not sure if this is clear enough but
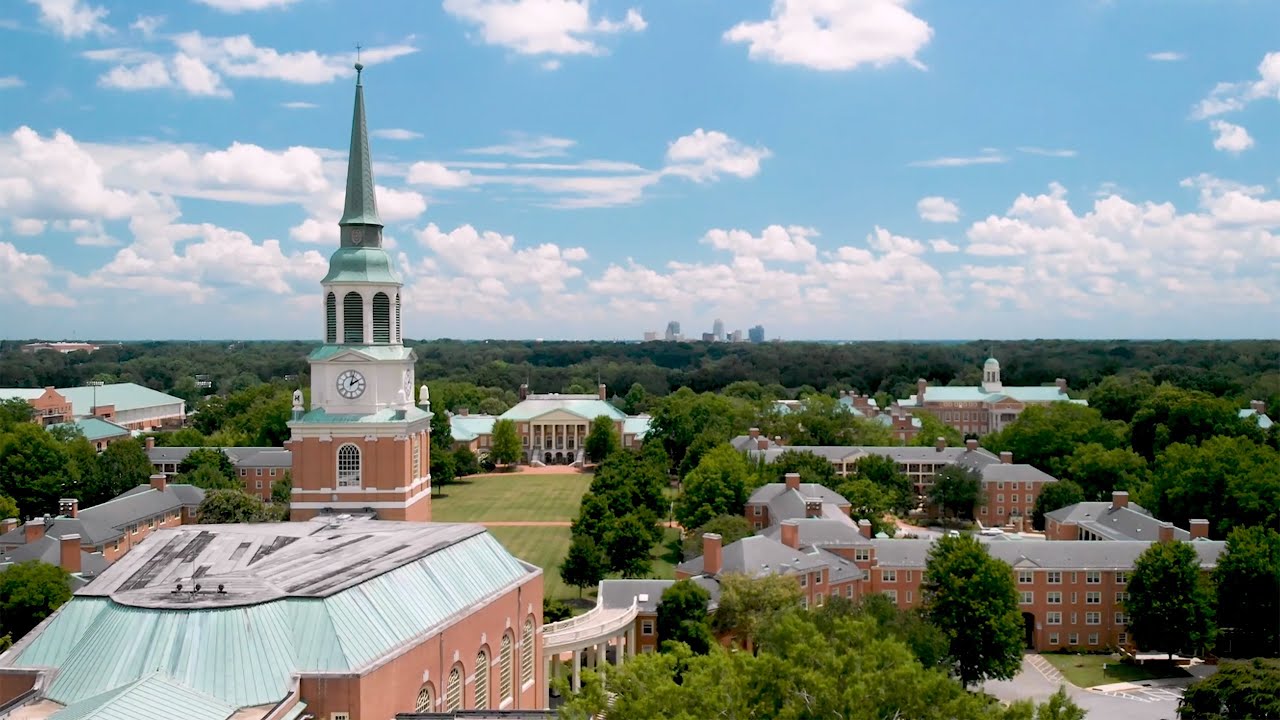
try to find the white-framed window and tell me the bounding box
[1071,572,1079,584]
[522,618,536,686]
[905,571,913,582]
[475,649,490,710]
[753,521,762,530]
[998,506,1005,515]
[1088,633,1099,646]
[855,548,870,562]
[256,468,263,477]
[1046,612,1062,625]
[130,524,139,535]
[1115,571,1128,584]
[1011,494,1019,504]
[1048,633,1059,645]
[981,506,988,515]
[1020,591,1034,605]
[148,518,156,529]
[906,590,913,603]
[799,573,807,587]
[1071,592,1078,604]
[500,632,514,704]
[415,684,434,712]
[641,620,654,635]
[1086,612,1101,625]
[239,469,247,477]
[255,480,263,490]
[996,494,1004,503]
[412,436,421,480]
[1068,632,1079,646]
[1018,570,1033,584]
[1071,613,1078,624]
[752,505,761,516]
[1046,571,1062,584]
[884,589,897,603]
[446,665,463,711]
[1118,632,1128,646]
[815,593,824,607]
[997,481,1005,490]
[1115,592,1129,604]
[845,585,854,598]
[270,468,276,477]
[337,443,361,488]
[1086,592,1101,605]
[801,596,808,609]
[881,569,896,583]
[1114,612,1127,625]
[1047,591,1061,604]
[1085,571,1101,584]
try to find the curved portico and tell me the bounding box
[541,596,639,701]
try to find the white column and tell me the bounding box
[572,648,581,692]
[544,655,553,708]
[627,626,636,657]
[615,634,624,667]
[363,293,373,344]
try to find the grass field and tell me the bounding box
[1041,653,1190,688]
[486,526,575,600]
[431,473,592,522]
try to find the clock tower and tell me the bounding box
[286,63,432,522]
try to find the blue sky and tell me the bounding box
[1,0,1278,341]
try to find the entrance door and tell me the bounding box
[1022,612,1036,649]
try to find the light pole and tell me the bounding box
[87,380,104,418]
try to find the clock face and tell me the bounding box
[336,370,366,399]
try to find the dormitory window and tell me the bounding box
[446,666,462,711]
[337,444,361,488]
[500,633,514,704]
[270,468,276,477]
[1046,612,1062,625]
[855,549,870,562]
[883,590,897,603]
[1020,591,1033,604]
[521,618,535,686]
[1086,592,1101,605]
[881,569,896,583]
[642,620,654,635]
[1088,633,1099,646]
[1018,570,1033,584]
[1115,571,1129,584]
[1047,591,1061,604]
[1115,612,1128,625]
[415,684,434,712]
[1011,494,1018,504]
[256,468,263,476]
[1068,633,1079,646]
[1086,612,1101,625]
[1118,632,1128,646]
[475,649,490,710]
[1046,571,1062,584]
[1086,571,1101,584]
[753,505,761,516]
[1115,592,1129,603]
[255,480,263,490]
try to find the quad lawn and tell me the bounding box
[430,472,593,522]
[1041,652,1191,688]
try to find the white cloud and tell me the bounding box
[664,129,771,182]
[701,225,819,263]
[909,149,1006,168]
[99,58,171,91]
[13,218,47,235]
[372,128,423,140]
[171,53,230,96]
[0,76,23,89]
[443,0,646,57]
[27,0,110,39]
[1147,51,1185,62]
[929,239,959,253]
[917,196,959,223]
[0,242,73,307]
[1194,51,1280,119]
[468,134,576,158]
[867,226,925,254]
[724,0,933,71]
[1017,146,1077,158]
[406,161,475,188]
[541,59,562,71]
[1210,120,1254,154]
[194,0,301,12]
[128,142,329,199]
[289,218,332,245]
[281,101,317,109]
[129,14,162,37]
[416,222,588,298]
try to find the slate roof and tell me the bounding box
[978,463,1059,484]
[749,445,1001,467]
[598,577,722,613]
[729,434,781,452]
[145,446,292,469]
[1045,501,1191,541]
[861,537,1225,570]
[0,484,204,547]
[499,394,627,422]
[748,482,850,506]
[0,535,109,585]
[759,519,870,549]
[678,535,835,578]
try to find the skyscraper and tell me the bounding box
[664,321,682,341]
[749,325,765,343]
[712,318,725,342]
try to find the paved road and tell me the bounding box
[984,656,1186,720]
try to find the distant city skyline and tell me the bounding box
[1,1,1278,339]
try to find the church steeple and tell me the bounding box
[339,62,382,247]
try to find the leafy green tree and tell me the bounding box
[929,464,984,521]
[191,395,227,435]
[1127,539,1215,659]
[196,489,277,523]
[834,477,892,530]
[711,573,803,653]
[0,397,33,432]
[589,450,665,518]
[647,388,751,475]
[1146,436,1280,537]
[984,403,1125,474]
[177,448,236,482]
[452,447,480,477]
[909,410,964,448]
[816,594,949,670]
[560,533,607,597]
[0,561,72,640]
[674,444,750,530]
[1130,385,1261,460]
[767,449,836,488]
[584,415,620,464]
[849,453,914,513]
[430,447,456,496]
[604,512,655,577]
[489,419,521,466]
[0,494,18,521]
[570,491,615,545]
[922,535,1024,687]
[62,435,102,506]
[1178,658,1280,720]
[0,423,72,516]
[476,397,507,415]
[94,438,155,497]
[185,463,239,491]
[656,580,713,654]
[1031,479,1084,531]
[1088,372,1156,422]
[682,515,753,559]
[623,382,649,414]
[767,393,893,446]
[543,597,572,622]
[1212,527,1280,658]
[1061,443,1150,501]
[270,472,292,506]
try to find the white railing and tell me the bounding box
[543,598,639,652]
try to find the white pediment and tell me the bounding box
[1012,556,1041,568]
[322,350,375,363]
[530,408,594,423]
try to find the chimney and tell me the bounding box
[965,438,978,452]
[785,472,801,491]
[1111,491,1129,510]
[935,436,946,452]
[805,499,823,518]
[916,378,927,402]
[458,407,469,416]
[150,473,168,492]
[1251,399,1267,414]
[25,517,46,543]
[748,427,760,439]
[519,383,528,400]
[60,534,81,574]
[145,436,155,451]
[703,533,722,575]
[780,520,799,549]
[999,451,1013,464]
[598,383,607,401]
[857,518,872,539]
[1,518,17,535]
[839,390,848,398]
[58,498,79,518]
[1158,522,1175,543]
[1055,378,1068,393]
[757,437,769,451]
[1189,519,1209,540]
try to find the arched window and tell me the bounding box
[325,292,336,343]
[372,292,391,343]
[412,435,421,480]
[475,648,490,709]
[337,444,361,488]
[414,683,434,712]
[445,665,463,711]
[521,618,535,686]
[343,291,363,343]
[499,632,514,704]
[395,292,401,343]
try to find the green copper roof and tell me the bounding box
[321,246,401,284]
[49,417,132,442]
[307,344,415,361]
[339,65,380,228]
[293,406,432,424]
[49,673,238,720]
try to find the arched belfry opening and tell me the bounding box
[343,291,364,343]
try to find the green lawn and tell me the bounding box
[431,473,593,522]
[1041,653,1191,688]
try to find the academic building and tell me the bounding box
[0,383,185,431]
[895,357,1086,436]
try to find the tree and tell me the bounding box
[983,403,1125,474]
[543,597,572,622]
[849,454,914,513]
[909,410,964,449]
[674,444,750,530]
[1178,658,1280,720]
[0,561,71,640]
[0,494,18,521]
[589,450,665,518]
[817,594,949,670]
[185,463,239,491]
[270,471,292,506]
[604,512,655,577]
[1212,527,1280,658]
[584,415,620,464]
[196,489,277,523]
[1127,539,1215,659]
[177,448,236,483]
[922,535,1023,687]
[682,515,753,559]
[560,534,607,597]
[570,492,615,545]
[430,405,452,448]
[1031,479,1084,531]
[452,447,480,478]
[489,419,521,466]
[711,573,803,652]
[623,382,648,414]
[94,438,156,499]
[766,449,836,488]
[0,423,72,516]
[656,580,713,654]
[1088,372,1156,422]
[1131,386,1262,461]
[0,397,33,432]
[647,388,751,475]
[1061,443,1150,501]
[1146,436,1280,537]
[929,464,984,522]
[430,448,456,496]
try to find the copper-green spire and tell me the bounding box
[339,62,382,236]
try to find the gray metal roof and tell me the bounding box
[748,482,850,506]
[979,464,1059,484]
[598,577,722,613]
[146,447,291,469]
[678,535,831,578]
[759,519,870,549]
[749,445,1002,467]
[0,535,108,579]
[1,485,204,547]
[863,537,1225,570]
[1044,501,1191,541]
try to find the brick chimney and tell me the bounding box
[1,518,17,535]
[1158,522,1175,543]
[935,436,946,452]
[805,499,823,518]
[1251,399,1267,414]
[857,518,872,539]
[60,533,81,574]
[150,473,167,492]
[1055,378,1068,393]
[1111,490,1129,510]
[1189,519,1209,540]
[598,383,607,400]
[916,378,927,402]
[757,437,769,451]
[785,472,800,491]
[965,438,978,452]
[999,451,1013,464]
[519,383,528,400]
[703,533,722,575]
[780,520,799,549]
[25,517,46,543]
[58,498,79,518]
[748,427,760,439]
[145,436,155,451]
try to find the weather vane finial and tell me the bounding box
[354,43,364,77]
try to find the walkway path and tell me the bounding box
[477,521,572,527]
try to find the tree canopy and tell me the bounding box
[1126,539,1215,659]
[1212,527,1280,658]
[195,489,284,523]
[489,419,521,466]
[0,561,71,641]
[584,415,620,464]
[1178,658,1280,720]
[711,573,803,653]
[674,444,751,530]
[559,533,607,597]
[929,464,984,522]
[656,580,713,654]
[1032,479,1084,531]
